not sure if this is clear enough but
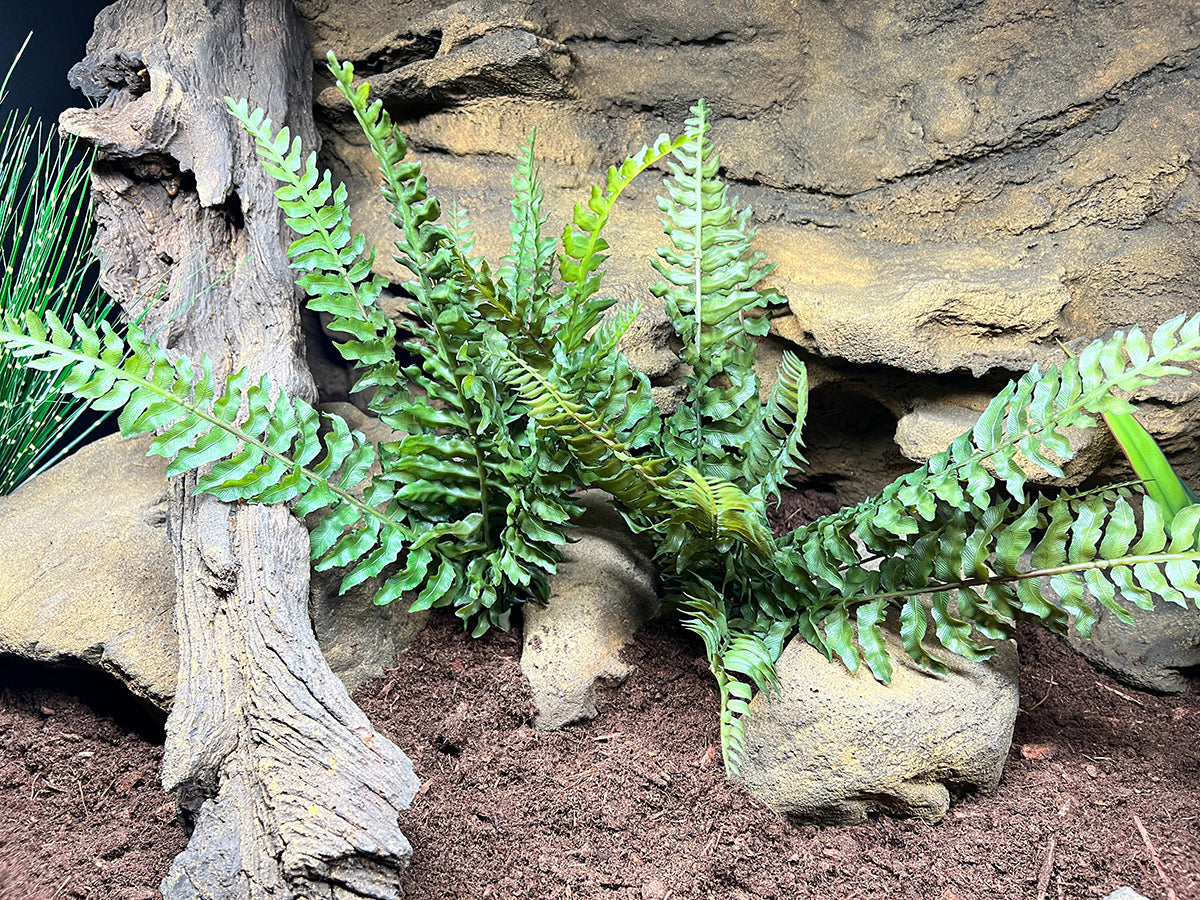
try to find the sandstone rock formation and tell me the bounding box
[0,433,178,708]
[292,0,1200,504]
[737,626,1020,824]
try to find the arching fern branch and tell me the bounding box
[651,99,790,484]
[0,311,424,595]
[776,317,1200,683]
[556,131,689,352]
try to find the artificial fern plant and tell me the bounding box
[3,52,1200,775]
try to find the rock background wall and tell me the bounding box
[294,0,1200,503]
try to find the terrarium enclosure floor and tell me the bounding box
[0,493,1198,899]
[2,623,1197,900]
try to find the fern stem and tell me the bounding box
[713,660,735,771]
[504,350,674,510]
[347,113,495,543]
[689,106,705,469]
[844,551,1200,607]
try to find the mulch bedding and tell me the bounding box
[0,495,1198,898]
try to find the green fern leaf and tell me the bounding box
[651,99,786,481]
[745,350,808,500]
[557,132,688,351]
[0,313,439,614]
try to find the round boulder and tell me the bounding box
[737,625,1019,824]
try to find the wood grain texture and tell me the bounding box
[61,2,419,896]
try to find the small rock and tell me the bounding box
[1064,600,1200,694]
[1020,743,1055,761]
[153,800,178,824]
[738,624,1019,824]
[521,492,658,729]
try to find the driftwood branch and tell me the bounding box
[61,1,418,896]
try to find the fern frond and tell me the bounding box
[651,99,786,478]
[557,131,689,351]
[496,130,557,335]
[225,97,398,380]
[788,487,1200,679]
[326,54,456,313]
[0,312,425,587]
[744,350,808,500]
[771,317,1200,676]
[678,581,788,775]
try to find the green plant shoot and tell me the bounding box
[0,34,113,495]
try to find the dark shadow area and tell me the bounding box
[0,654,166,742]
[0,0,112,126]
[802,384,912,505]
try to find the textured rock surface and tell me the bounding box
[1065,601,1200,694]
[521,492,658,728]
[737,627,1020,825]
[0,432,426,708]
[0,433,177,707]
[293,0,1200,503]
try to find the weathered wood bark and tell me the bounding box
[60,2,419,897]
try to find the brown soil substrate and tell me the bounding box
[1,492,1198,898]
[0,662,184,899]
[364,617,1200,900]
[3,624,1197,899]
